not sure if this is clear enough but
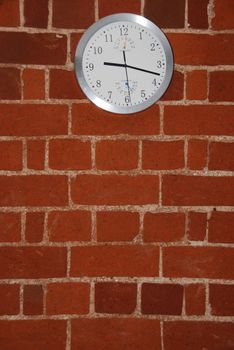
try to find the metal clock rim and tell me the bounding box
[75,13,174,114]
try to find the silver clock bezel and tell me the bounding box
[75,13,174,114]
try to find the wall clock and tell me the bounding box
[75,13,173,114]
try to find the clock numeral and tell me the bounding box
[105,34,113,42]
[108,91,112,99]
[94,46,103,55]
[139,32,143,40]
[125,96,130,104]
[120,27,128,36]
[157,60,162,68]
[89,63,94,71]
[150,43,156,51]
[141,90,146,98]
[152,78,157,86]
[96,80,101,87]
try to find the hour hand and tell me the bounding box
[104,62,126,68]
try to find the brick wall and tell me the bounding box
[0,0,234,349]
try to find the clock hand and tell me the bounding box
[123,50,131,104]
[103,62,160,76]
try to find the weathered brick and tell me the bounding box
[0,68,21,100]
[0,285,20,315]
[23,285,43,315]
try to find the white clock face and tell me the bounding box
[75,14,173,114]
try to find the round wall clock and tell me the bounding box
[75,13,173,114]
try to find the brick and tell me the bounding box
[0,141,22,170]
[163,246,234,279]
[161,71,184,101]
[0,68,20,100]
[163,175,234,206]
[99,0,141,18]
[167,33,234,65]
[96,140,138,170]
[188,0,209,28]
[144,0,185,28]
[0,0,19,27]
[47,283,90,315]
[164,105,234,136]
[0,212,21,242]
[70,33,82,62]
[72,103,160,136]
[0,32,67,65]
[144,212,185,242]
[0,320,66,350]
[71,246,159,277]
[49,69,84,99]
[142,283,183,315]
[212,0,234,29]
[185,284,206,315]
[188,212,207,241]
[209,211,234,243]
[48,210,91,242]
[27,140,45,170]
[53,0,94,29]
[142,141,184,170]
[71,175,159,205]
[164,321,234,350]
[23,285,43,315]
[186,70,207,100]
[0,104,68,136]
[95,283,137,314]
[209,142,234,171]
[187,139,207,170]
[0,285,19,315]
[25,212,44,243]
[0,247,67,278]
[210,284,234,316]
[209,71,234,102]
[96,211,139,242]
[72,318,161,350]
[0,175,68,207]
[24,0,48,28]
[49,139,91,170]
[23,69,45,100]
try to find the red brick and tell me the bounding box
[25,212,44,243]
[210,284,234,316]
[0,320,66,350]
[71,246,159,277]
[23,285,43,315]
[96,140,138,170]
[0,0,19,27]
[163,175,234,206]
[97,211,139,242]
[0,175,68,206]
[185,284,206,315]
[164,105,234,136]
[187,139,207,170]
[0,32,67,65]
[47,283,90,315]
[188,212,207,241]
[144,212,185,242]
[209,142,234,171]
[72,318,161,350]
[48,210,91,242]
[49,69,84,99]
[209,71,234,102]
[53,0,94,29]
[144,0,185,28]
[24,0,48,28]
[0,141,22,170]
[72,103,160,136]
[99,0,141,17]
[161,71,184,101]
[142,141,184,170]
[27,140,45,170]
[23,69,45,100]
[164,321,234,350]
[0,68,20,100]
[0,285,19,315]
[49,139,91,170]
[70,33,82,62]
[186,70,207,100]
[212,0,234,29]
[163,246,234,279]
[188,0,209,28]
[0,247,67,278]
[209,211,234,243]
[95,283,137,314]
[71,175,159,205]
[142,283,183,315]
[0,104,68,136]
[167,33,234,65]
[0,212,21,242]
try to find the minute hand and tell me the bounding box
[103,62,160,76]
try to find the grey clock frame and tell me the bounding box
[75,13,174,114]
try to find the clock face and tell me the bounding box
[75,14,173,114]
